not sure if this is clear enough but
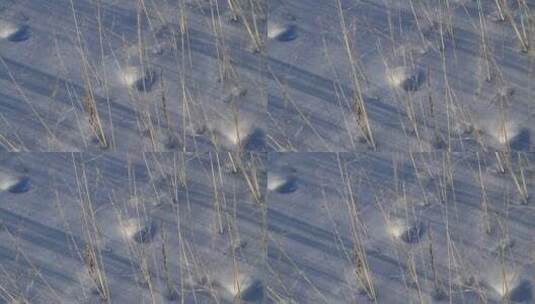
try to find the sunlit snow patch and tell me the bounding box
[490,120,522,145]
[0,172,30,193]
[386,66,424,92]
[222,122,253,145]
[117,217,157,244]
[221,272,264,302]
[267,22,297,42]
[267,171,298,194]
[217,119,264,149]
[386,218,424,244]
[0,20,29,42]
[118,66,156,92]
[486,267,522,298]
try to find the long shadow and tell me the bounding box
[0,207,141,284]
[0,58,144,150]
[266,243,345,300]
[183,27,400,122]
[22,0,142,56]
[0,57,137,119]
[0,92,51,145]
[0,244,76,284]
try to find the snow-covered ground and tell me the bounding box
[267,0,534,151]
[1,151,533,303]
[1,0,266,152]
[266,152,534,303]
[1,0,534,152]
[0,152,267,303]
[1,0,535,303]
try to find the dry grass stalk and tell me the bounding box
[82,93,108,149]
[336,155,377,301]
[83,244,109,301]
[335,0,375,149]
[228,0,265,52]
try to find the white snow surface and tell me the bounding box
[1,0,534,303]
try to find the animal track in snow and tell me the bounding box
[119,66,157,93]
[220,121,253,146]
[386,218,424,244]
[118,217,158,244]
[386,66,424,92]
[0,21,29,42]
[215,119,265,150]
[220,272,264,302]
[487,120,530,150]
[485,267,532,302]
[268,22,297,42]
[268,171,298,194]
[0,172,30,193]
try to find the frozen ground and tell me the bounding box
[1,0,535,304]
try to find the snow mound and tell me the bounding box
[0,20,29,42]
[220,272,264,302]
[117,217,157,244]
[482,266,533,301]
[221,121,253,146]
[488,120,530,150]
[0,21,18,38]
[268,22,297,42]
[0,172,30,193]
[486,267,523,298]
[492,121,521,145]
[267,171,297,194]
[118,66,156,92]
[215,119,264,150]
[386,218,424,244]
[386,66,424,92]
